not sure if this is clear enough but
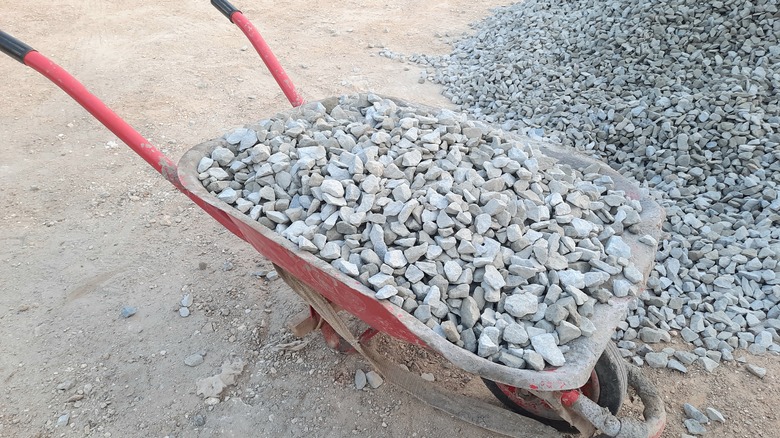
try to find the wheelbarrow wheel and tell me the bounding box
[482,341,627,433]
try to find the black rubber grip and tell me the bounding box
[211,0,240,22]
[0,30,35,64]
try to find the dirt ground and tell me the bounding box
[1,1,778,437]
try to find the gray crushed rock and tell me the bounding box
[390,0,780,371]
[198,93,646,370]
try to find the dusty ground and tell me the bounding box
[1,1,778,437]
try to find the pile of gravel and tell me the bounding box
[400,0,780,367]
[196,94,650,370]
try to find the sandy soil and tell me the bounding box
[1,1,778,437]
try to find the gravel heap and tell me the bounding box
[197,94,649,370]
[401,0,780,367]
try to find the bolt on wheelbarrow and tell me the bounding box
[0,1,666,436]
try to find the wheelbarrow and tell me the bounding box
[0,2,667,436]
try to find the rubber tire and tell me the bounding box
[483,342,627,433]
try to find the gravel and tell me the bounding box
[56,413,70,428]
[198,93,647,370]
[354,369,367,390]
[393,0,780,370]
[179,294,194,317]
[746,363,767,378]
[666,359,687,374]
[644,352,669,369]
[683,403,709,424]
[684,419,707,436]
[56,379,75,391]
[706,407,726,423]
[366,370,384,389]
[698,356,719,373]
[185,353,205,367]
[120,306,137,318]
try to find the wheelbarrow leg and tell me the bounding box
[279,267,380,353]
[288,306,342,350]
[320,318,350,351]
[289,302,349,350]
[289,306,322,338]
[291,305,380,353]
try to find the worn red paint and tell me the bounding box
[560,390,580,407]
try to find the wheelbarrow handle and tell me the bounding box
[0,30,35,64]
[211,0,241,22]
[0,30,179,186]
[0,28,247,241]
[211,0,305,107]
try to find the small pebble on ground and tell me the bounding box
[366,371,384,389]
[120,306,137,318]
[354,369,367,390]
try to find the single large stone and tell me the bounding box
[684,419,707,436]
[504,293,538,318]
[320,242,341,260]
[530,333,565,367]
[639,327,668,343]
[440,320,461,343]
[544,304,568,324]
[334,260,359,277]
[444,261,463,282]
[384,250,408,269]
[198,156,214,173]
[211,147,235,166]
[460,297,480,328]
[217,187,239,204]
[402,149,423,167]
[605,236,631,259]
[644,352,668,368]
[524,350,545,371]
[478,327,501,357]
[320,179,345,198]
[503,323,529,345]
[706,407,726,423]
[475,214,492,234]
[414,305,432,322]
[369,224,388,259]
[368,273,394,288]
[558,270,585,289]
[375,285,398,299]
[483,265,506,290]
[556,321,582,344]
[499,352,525,369]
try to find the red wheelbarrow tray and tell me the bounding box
[177,95,665,392]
